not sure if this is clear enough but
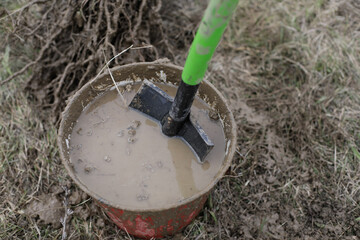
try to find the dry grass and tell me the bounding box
[202,0,360,238]
[1,0,360,239]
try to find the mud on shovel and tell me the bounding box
[129,0,239,162]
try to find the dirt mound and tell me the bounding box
[2,0,202,122]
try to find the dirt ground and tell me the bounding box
[1,0,360,239]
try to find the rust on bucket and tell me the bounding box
[97,195,208,238]
[58,62,237,239]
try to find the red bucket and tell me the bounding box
[58,62,237,239]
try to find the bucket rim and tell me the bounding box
[57,61,237,212]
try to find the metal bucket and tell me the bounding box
[58,62,237,239]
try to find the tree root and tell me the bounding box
[2,0,200,123]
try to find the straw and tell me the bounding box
[99,45,153,108]
[102,50,127,107]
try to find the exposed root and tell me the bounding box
[2,0,200,123]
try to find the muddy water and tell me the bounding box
[69,83,226,209]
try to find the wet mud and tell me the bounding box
[69,83,226,209]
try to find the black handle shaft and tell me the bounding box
[162,81,199,136]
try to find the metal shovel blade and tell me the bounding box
[128,80,214,162]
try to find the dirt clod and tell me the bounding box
[265,175,276,184]
[128,129,136,136]
[96,218,105,228]
[76,128,83,135]
[132,120,141,128]
[74,206,90,220]
[26,195,63,228]
[208,110,219,121]
[84,166,93,174]
[50,185,64,195]
[69,190,82,205]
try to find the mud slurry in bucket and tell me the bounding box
[69,83,226,210]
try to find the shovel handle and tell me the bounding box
[162,0,238,138]
[182,0,239,86]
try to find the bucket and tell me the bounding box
[58,62,237,239]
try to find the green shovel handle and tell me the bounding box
[182,0,239,86]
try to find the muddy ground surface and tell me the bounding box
[0,0,359,239]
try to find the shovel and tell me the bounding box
[129,0,239,162]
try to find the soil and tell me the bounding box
[1,0,359,239]
[8,0,203,124]
[25,194,63,228]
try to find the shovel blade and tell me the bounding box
[128,80,173,122]
[178,119,214,162]
[129,80,214,162]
